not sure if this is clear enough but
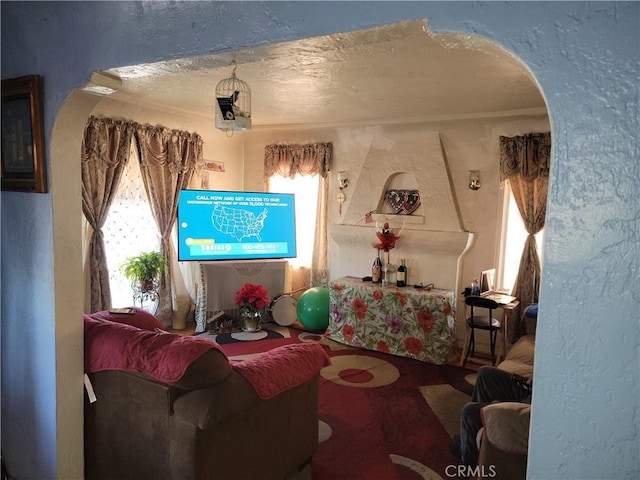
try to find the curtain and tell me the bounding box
[264,142,332,289]
[264,143,332,179]
[81,116,135,312]
[312,174,330,286]
[500,132,551,340]
[135,124,203,326]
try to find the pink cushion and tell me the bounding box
[233,343,330,399]
[84,316,227,385]
[90,307,164,331]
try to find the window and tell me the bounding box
[497,180,544,293]
[103,144,160,307]
[268,173,319,268]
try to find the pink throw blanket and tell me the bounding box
[234,343,331,399]
[84,315,223,384]
[89,307,164,331]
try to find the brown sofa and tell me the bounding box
[84,310,327,480]
[478,334,535,480]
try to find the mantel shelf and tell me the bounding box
[371,213,424,224]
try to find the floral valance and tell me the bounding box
[81,117,137,167]
[264,142,332,179]
[499,132,551,182]
[82,116,203,171]
[135,123,203,175]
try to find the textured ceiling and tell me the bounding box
[97,21,547,128]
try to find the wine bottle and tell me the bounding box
[372,251,382,283]
[396,259,407,287]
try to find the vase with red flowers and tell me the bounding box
[234,283,270,332]
[372,222,404,284]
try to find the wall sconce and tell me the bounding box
[337,171,349,189]
[337,171,349,215]
[469,170,481,190]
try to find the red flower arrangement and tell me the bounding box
[234,283,270,315]
[372,222,403,263]
[373,222,400,252]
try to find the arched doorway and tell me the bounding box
[51,20,548,478]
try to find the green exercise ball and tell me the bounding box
[297,287,330,332]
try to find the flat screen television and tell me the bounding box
[177,189,297,262]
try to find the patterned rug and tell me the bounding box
[198,324,474,480]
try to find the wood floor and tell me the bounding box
[167,322,196,336]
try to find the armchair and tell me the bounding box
[477,334,535,479]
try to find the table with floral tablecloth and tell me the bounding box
[326,277,457,364]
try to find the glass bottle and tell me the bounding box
[382,261,388,286]
[386,263,397,285]
[372,251,382,283]
[396,259,407,287]
[471,278,480,296]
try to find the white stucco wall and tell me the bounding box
[1,2,638,479]
[243,115,550,348]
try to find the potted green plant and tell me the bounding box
[121,251,168,293]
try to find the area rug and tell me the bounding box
[197,324,298,359]
[198,325,474,480]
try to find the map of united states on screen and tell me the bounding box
[211,204,267,241]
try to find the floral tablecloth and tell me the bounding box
[326,277,457,364]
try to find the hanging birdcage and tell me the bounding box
[214,65,251,132]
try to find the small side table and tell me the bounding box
[498,300,520,364]
[131,283,159,314]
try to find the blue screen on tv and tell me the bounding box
[177,189,297,262]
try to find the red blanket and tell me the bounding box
[233,343,331,399]
[89,307,164,331]
[84,315,223,384]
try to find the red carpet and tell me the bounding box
[201,325,473,480]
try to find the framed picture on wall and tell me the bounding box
[1,75,47,193]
